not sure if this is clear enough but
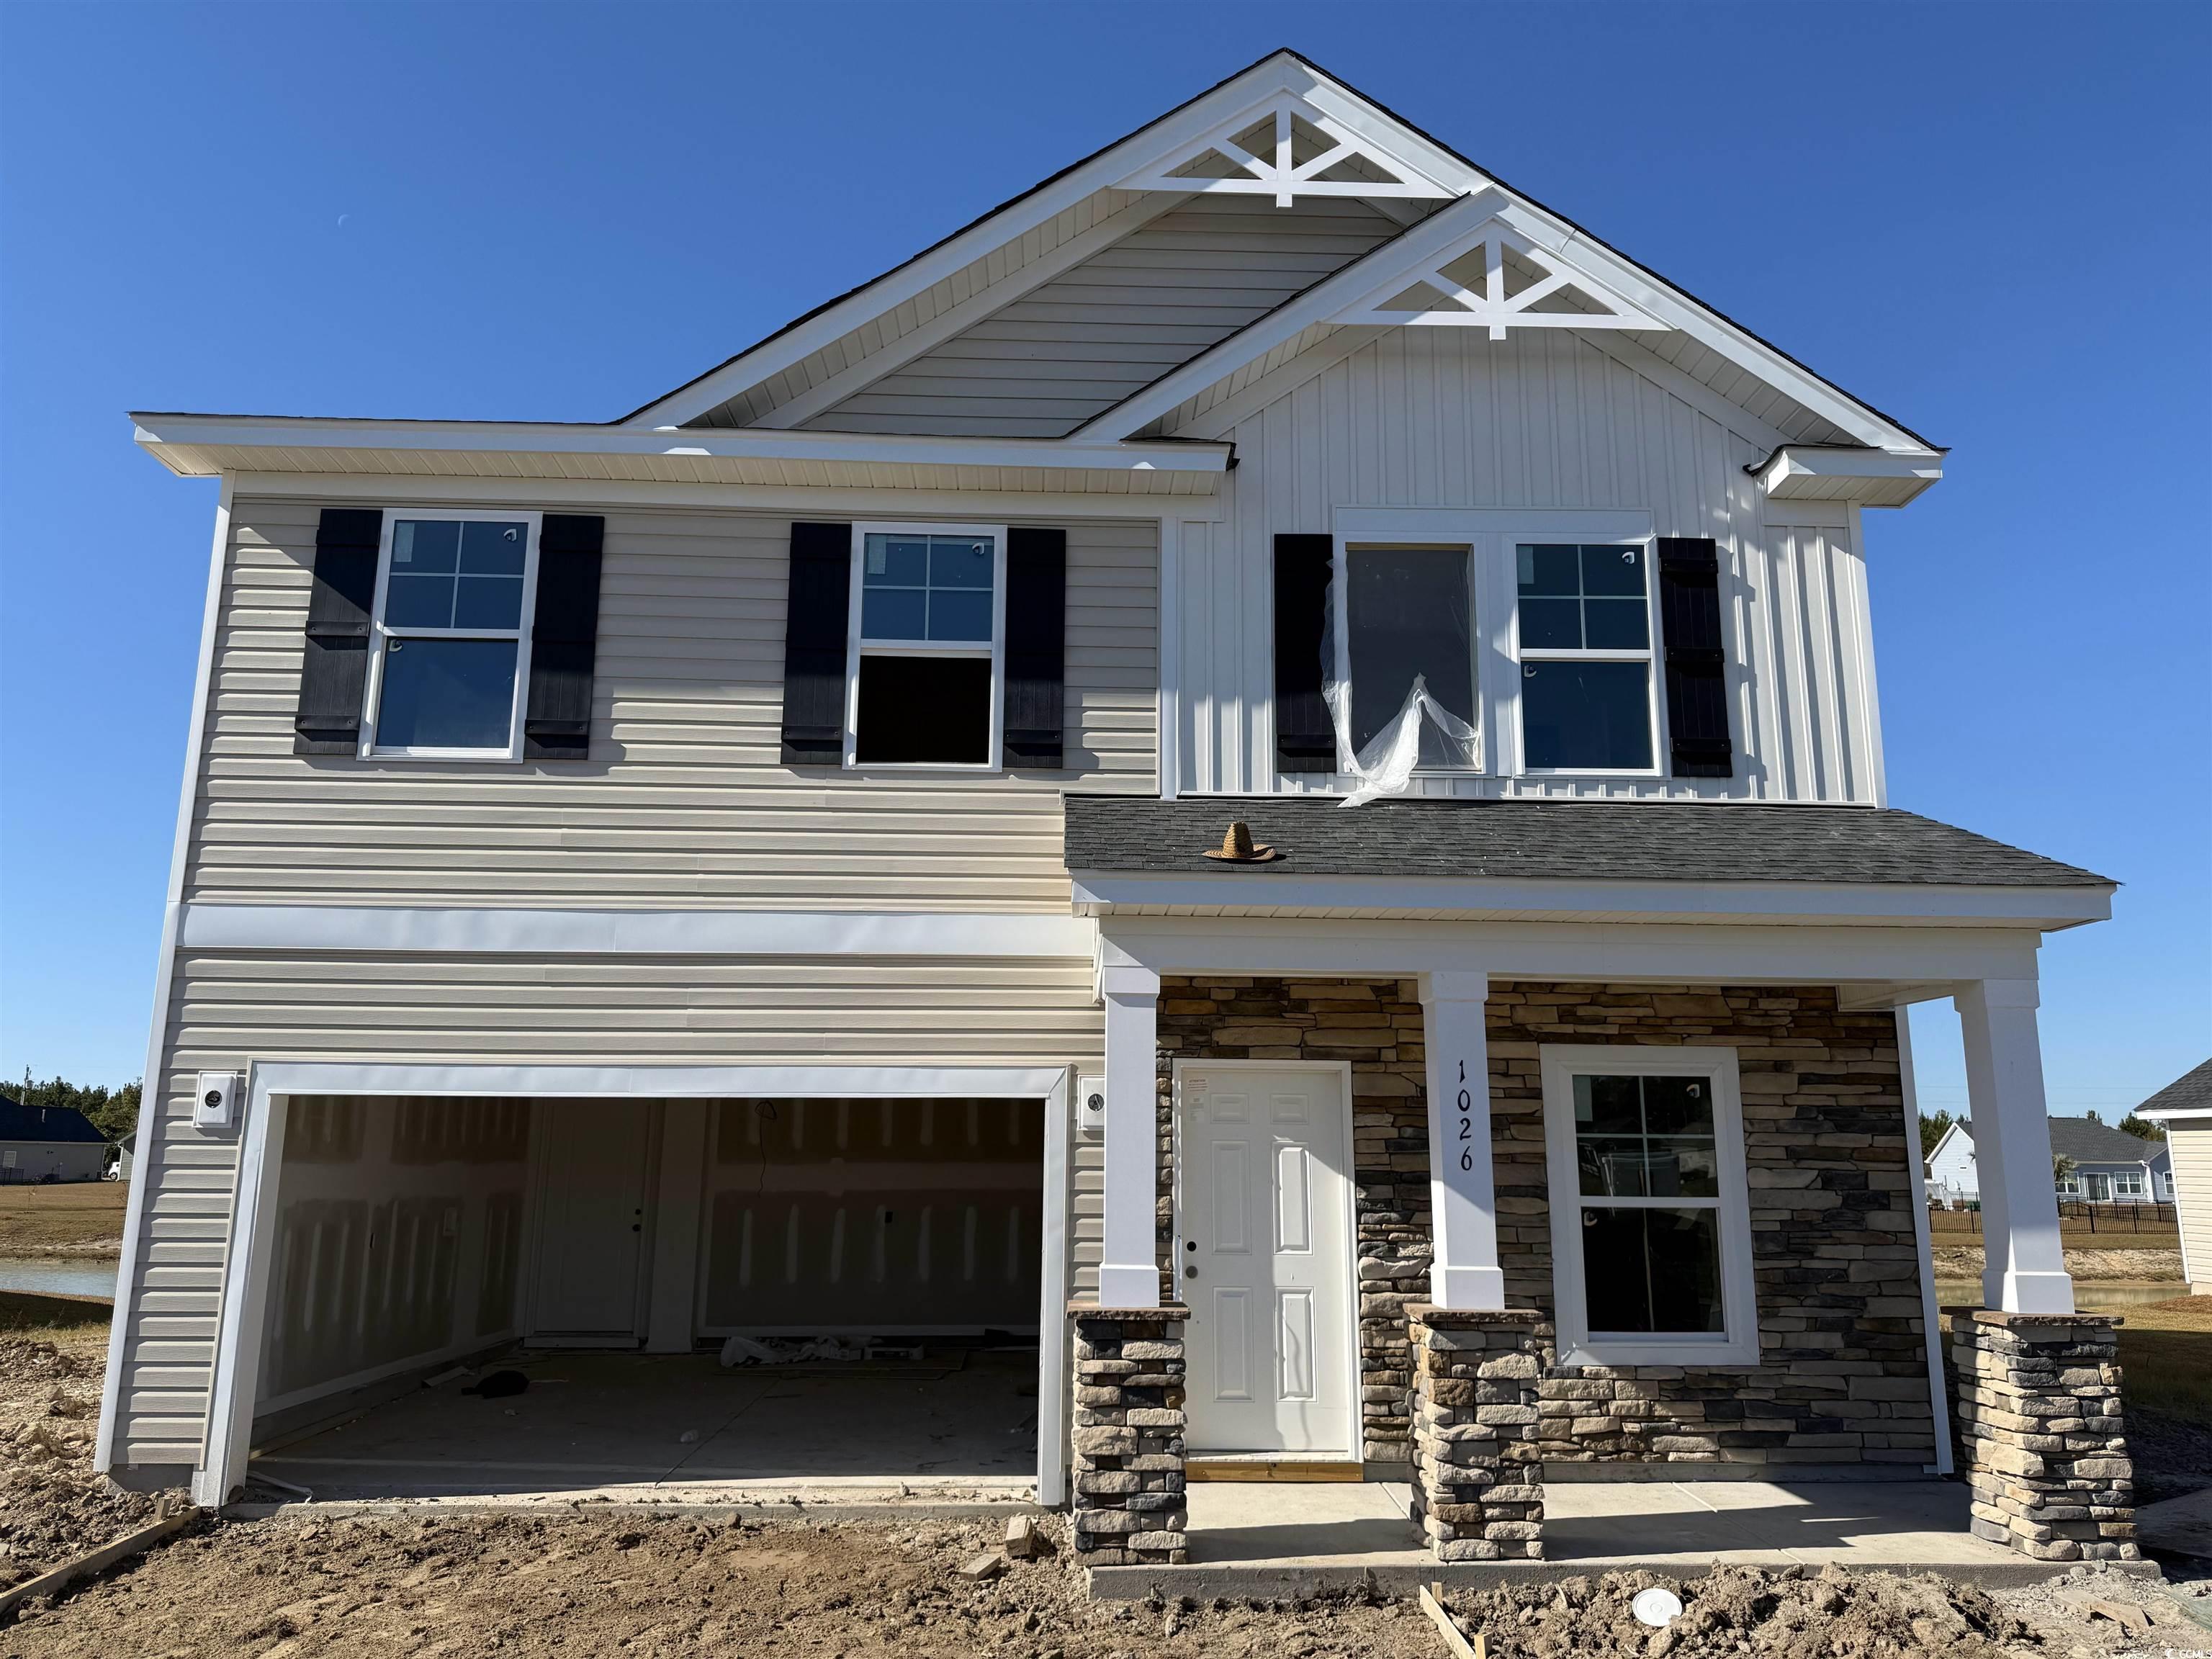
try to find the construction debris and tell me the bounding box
[1004,1514,1047,1560]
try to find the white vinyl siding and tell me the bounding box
[1167,328,1884,801]
[804,197,1402,439]
[2172,1124,2212,1289]
[109,950,1108,1470]
[185,499,1155,910]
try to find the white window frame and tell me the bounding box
[1539,1043,1758,1367]
[360,508,543,761]
[1329,538,1485,776]
[2111,1170,2148,1201]
[844,521,1008,772]
[1509,535,1665,779]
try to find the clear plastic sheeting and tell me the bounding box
[1324,673,1480,807]
[1320,544,1482,807]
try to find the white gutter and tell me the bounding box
[130,413,1231,481]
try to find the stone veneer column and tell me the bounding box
[1950,1310,2139,1562]
[1068,1305,1189,1565]
[1407,1305,1547,1560]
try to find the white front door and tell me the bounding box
[529,1101,654,1339]
[1180,1066,1356,1457]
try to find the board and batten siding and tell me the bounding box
[112,950,1108,1471]
[184,499,1156,911]
[804,197,1403,439]
[1169,327,1885,803]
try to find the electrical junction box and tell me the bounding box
[194,1071,243,1133]
[1076,1075,1105,1138]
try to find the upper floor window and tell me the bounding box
[1515,542,1655,772]
[367,512,540,757]
[1339,545,1478,770]
[848,525,1004,768]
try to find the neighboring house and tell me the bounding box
[2137,1059,2212,1291]
[107,1131,137,1182]
[0,1097,111,1183]
[1926,1115,2173,1206]
[102,48,2118,1537]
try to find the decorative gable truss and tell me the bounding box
[1115,90,1456,208]
[1334,217,1669,340]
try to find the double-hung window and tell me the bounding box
[848,523,1005,768]
[365,511,539,757]
[1515,541,1658,772]
[1540,1045,1758,1365]
[1339,544,1479,770]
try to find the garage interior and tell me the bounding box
[244,1094,1051,1499]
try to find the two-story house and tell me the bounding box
[102,50,2123,1565]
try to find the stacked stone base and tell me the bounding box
[1950,1309,2138,1562]
[1408,1306,1548,1561]
[1069,1305,1189,1565]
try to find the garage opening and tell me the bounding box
[245,1093,1049,1501]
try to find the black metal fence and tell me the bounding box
[1928,1199,2175,1233]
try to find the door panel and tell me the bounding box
[530,1101,653,1337]
[1183,1068,1354,1455]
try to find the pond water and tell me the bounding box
[1933,1280,2187,1310]
[0,1257,117,1300]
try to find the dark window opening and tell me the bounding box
[854,655,992,765]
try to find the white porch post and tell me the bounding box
[1099,964,1162,1308]
[1420,970,1505,1310]
[1956,977,2074,1315]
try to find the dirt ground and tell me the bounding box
[0,1184,125,1258]
[0,1313,156,1596]
[4,1510,2210,1659]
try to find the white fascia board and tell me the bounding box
[1067,871,2113,929]
[1758,444,1946,504]
[622,53,1388,428]
[130,414,1226,481]
[2142,1110,2212,1123]
[178,905,1097,959]
[1096,914,2046,985]
[248,1061,1071,1101]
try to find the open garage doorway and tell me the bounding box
[233,1082,1062,1506]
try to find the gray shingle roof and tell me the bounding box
[2140,1060,2212,1117]
[1063,797,2110,887]
[0,1097,107,1146]
[2044,1116,2168,1166]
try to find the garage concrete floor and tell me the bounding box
[250,1346,1040,1502]
[1185,1478,2031,1570]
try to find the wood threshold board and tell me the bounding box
[1185,1459,1363,1483]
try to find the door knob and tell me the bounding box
[1184,1264,1198,1279]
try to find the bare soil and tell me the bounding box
[0,1184,125,1259]
[4,1511,2208,1658]
[1931,1244,2183,1283]
[0,1326,156,1593]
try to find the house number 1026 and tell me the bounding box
[1456,1058,1473,1172]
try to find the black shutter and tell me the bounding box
[780,522,853,765]
[523,514,605,760]
[294,508,382,755]
[1657,537,1734,778]
[1002,526,1066,768]
[1273,534,1335,773]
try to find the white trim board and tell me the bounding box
[177,906,1097,959]
[192,1061,1074,1509]
[97,472,233,1480]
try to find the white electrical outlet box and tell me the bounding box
[194,1071,243,1133]
[1076,1074,1106,1138]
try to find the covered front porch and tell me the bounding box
[1059,794,2128,1571]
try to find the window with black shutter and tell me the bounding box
[1655,538,1734,779]
[295,508,382,755]
[1273,534,1335,773]
[360,511,542,757]
[1514,540,1658,772]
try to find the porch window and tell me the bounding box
[1515,542,1656,772]
[367,513,539,757]
[1539,1045,1758,1366]
[849,526,1004,767]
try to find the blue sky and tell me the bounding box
[1,2,2206,1118]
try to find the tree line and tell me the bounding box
[11,1070,142,1141]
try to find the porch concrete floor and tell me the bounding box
[1187,1478,2028,1570]
[249,1346,1040,1503]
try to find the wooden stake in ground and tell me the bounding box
[1419,1582,1487,1659]
[0,1505,197,1624]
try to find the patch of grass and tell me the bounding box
[1927,1209,2178,1251]
[0,1181,127,1254]
[2118,1298,2212,1426]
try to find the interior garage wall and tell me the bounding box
[256,1094,530,1413]
[699,1097,1042,1332]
